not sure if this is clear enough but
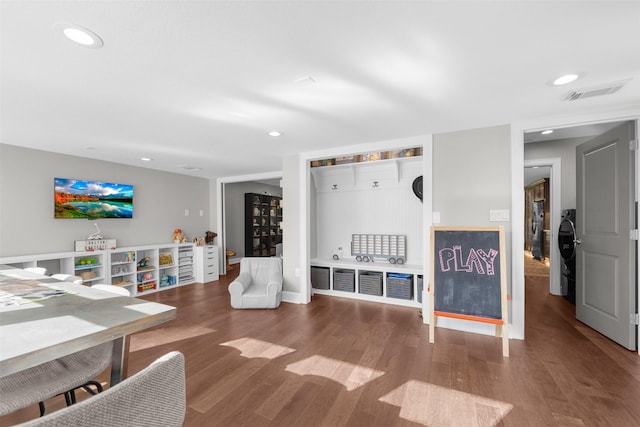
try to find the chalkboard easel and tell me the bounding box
[428,226,509,357]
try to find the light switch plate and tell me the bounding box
[432,211,441,224]
[489,209,510,222]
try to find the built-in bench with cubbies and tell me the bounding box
[310,258,423,308]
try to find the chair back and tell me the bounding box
[91,284,131,296]
[240,257,282,284]
[24,267,47,276]
[17,351,186,427]
[51,274,83,285]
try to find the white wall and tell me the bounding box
[312,158,423,264]
[0,144,210,256]
[223,181,282,258]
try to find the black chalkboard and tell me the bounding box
[430,227,505,322]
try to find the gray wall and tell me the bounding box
[0,144,211,256]
[224,180,282,258]
[524,136,591,210]
[433,125,513,299]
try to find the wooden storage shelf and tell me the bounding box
[245,193,282,258]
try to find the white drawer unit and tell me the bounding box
[195,245,219,283]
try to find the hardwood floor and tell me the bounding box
[3,273,640,426]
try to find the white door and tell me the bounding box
[576,121,636,350]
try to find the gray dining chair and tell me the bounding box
[16,351,186,427]
[0,342,113,416]
[0,283,131,417]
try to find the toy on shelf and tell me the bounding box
[159,275,177,288]
[159,253,173,266]
[76,257,98,267]
[137,282,156,293]
[137,257,153,270]
[205,231,217,245]
[137,271,154,282]
[172,228,187,243]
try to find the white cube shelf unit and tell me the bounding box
[310,258,423,308]
[0,242,210,297]
[64,252,106,286]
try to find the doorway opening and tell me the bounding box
[524,166,551,279]
[217,173,282,276]
[522,119,638,350]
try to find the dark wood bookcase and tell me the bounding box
[244,193,282,257]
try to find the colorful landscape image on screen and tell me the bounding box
[54,178,134,219]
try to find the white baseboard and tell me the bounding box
[282,291,305,304]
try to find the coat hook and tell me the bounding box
[332,184,338,190]
[372,181,379,188]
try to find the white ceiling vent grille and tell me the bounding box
[565,78,631,101]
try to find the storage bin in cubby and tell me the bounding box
[311,266,330,290]
[334,269,355,292]
[387,273,413,300]
[359,271,383,296]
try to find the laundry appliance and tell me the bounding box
[557,209,577,304]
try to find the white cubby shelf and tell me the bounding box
[0,242,216,297]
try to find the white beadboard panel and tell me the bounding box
[315,167,423,265]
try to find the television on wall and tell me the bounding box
[54,178,134,219]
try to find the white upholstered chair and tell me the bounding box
[24,267,47,275]
[51,274,83,285]
[228,257,283,309]
[16,351,186,427]
[91,284,131,296]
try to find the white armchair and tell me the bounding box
[228,257,283,309]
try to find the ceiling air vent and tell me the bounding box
[565,78,631,101]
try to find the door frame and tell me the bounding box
[511,108,640,349]
[216,171,282,275]
[524,158,562,295]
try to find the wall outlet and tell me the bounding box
[199,210,204,216]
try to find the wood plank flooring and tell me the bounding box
[3,273,640,426]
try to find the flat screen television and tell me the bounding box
[54,178,134,219]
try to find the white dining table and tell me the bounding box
[0,265,176,386]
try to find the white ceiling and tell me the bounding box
[1,1,639,179]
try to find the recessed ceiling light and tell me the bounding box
[268,131,282,137]
[553,74,579,86]
[141,157,153,162]
[53,23,104,48]
[541,130,554,135]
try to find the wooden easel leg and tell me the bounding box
[429,314,436,344]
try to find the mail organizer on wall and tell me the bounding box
[428,226,509,357]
